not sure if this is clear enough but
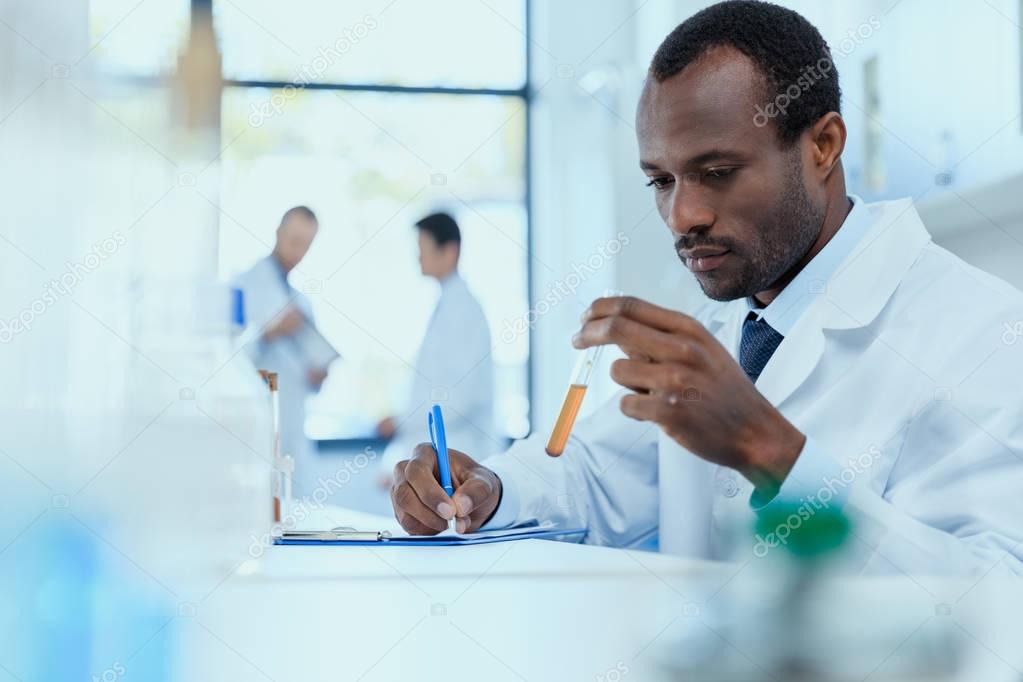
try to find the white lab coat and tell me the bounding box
[234,256,319,475]
[381,272,496,472]
[484,197,1023,578]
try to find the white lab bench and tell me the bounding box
[3,406,1022,682]
[169,508,1023,682]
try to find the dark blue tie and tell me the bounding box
[739,313,784,383]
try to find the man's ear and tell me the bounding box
[809,112,846,180]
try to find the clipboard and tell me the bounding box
[273,524,587,547]
[288,320,341,369]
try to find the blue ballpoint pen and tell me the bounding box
[428,404,456,532]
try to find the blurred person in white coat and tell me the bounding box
[235,206,328,481]
[377,212,495,486]
[388,2,1023,578]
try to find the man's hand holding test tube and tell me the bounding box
[390,292,805,534]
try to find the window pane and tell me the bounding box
[87,0,190,76]
[214,0,527,89]
[219,87,529,439]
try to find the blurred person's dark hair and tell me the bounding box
[415,212,461,248]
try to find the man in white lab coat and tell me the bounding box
[377,212,495,485]
[390,2,1023,576]
[234,206,328,480]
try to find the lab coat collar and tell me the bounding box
[703,196,931,334]
[763,196,931,407]
[700,196,932,407]
[819,197,932,331]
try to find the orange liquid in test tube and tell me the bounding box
[545,289,621,457]
[546,383,588,456]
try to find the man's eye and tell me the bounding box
[645,176,673,190]
[704,167,737,180]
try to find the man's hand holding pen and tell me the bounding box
[573,296,806,500]
[391,444,502,535]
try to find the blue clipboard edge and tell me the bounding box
[273,527,588,546]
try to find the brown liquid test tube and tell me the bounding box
[545,344,606,456]
[546,384,588,456]
[545,289,620,457]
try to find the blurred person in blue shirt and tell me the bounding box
[235,206,329,476]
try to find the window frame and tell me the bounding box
[200,0,535,446]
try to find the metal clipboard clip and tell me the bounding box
[278,526,393,542]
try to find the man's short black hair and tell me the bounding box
[415,212,461,248]
[649,0,841,146]
[280,205,317,227]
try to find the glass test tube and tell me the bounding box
[545,345,605,456]
[545,289,622,457]
[281,454,294,522]
[267,372,283,524]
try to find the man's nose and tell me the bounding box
[665,177,714,237]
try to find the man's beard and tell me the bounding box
[677,155,824,302]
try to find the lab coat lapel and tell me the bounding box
[754,199,932,408]
[821,198,932,332]
[755,312,826,407]
[702,299,735,339]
